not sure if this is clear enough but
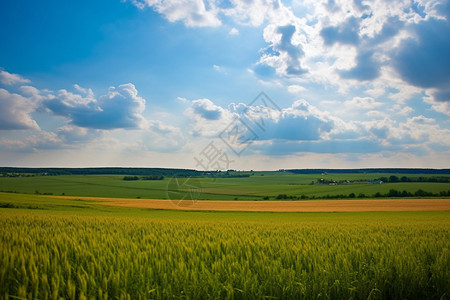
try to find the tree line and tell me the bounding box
[0,167,203,177]
[123,175,164,181]
[375,175,449,183]
[287,168,450,174]
[274,189,450,200]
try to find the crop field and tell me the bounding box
[0,206,449,299]
[1,172,449,200]
[0,172,449,299]
[48,195,450,212]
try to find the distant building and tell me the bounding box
[368,180,383,184]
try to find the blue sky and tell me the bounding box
[0,0,449,169]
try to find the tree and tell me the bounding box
[388,189,400,197]
[389,175,399,182]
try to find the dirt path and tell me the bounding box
[52,196,450,212]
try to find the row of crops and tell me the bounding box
[0,212,449,299]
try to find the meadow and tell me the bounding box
[0,172,449,200]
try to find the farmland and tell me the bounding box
[0,170,449,299]
[0,171,449,200]
[1,206,449,299]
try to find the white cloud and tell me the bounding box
[130,0,221,27]
[176,96,188,103]
[228,27,239,35]
[186,97,336,141]
[43,83,147,129]
[424,88,450,115]
[126,0,449,114]
[0,88,39,130]
[0,70,30,85]
[392,104,414,116]
[366,110,388,119]
[287,84,306,94]
[190,98,226,120]
[57,126,102,145]
[185,98,235,136]
[73,84,94,97]
[344,97,383,110]
[0,131,61,152]
[142,120,186,152]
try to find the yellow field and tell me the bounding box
[52,196,450,212]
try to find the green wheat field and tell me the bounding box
[0,171,449,299]
[0,199,448,299]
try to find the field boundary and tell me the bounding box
[49,196,450,212]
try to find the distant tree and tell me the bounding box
[387,189,400,197]
[401,190,411,197]
[379,177,388,183]
[389,175,399,182]
[415,189,432,197]
[142,175,164,180]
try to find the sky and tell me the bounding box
[0,0,449,170]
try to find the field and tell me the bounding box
[1,172,449,200]
[0,171,449,299]
[51,195,450,212]
[0,204,449,299]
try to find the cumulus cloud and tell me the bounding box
[0,70,30,85]
[220,0,287,26]
[129,0,221,27]
[0,88,39,130]
[259,23,308,77]
[228,27,239,35]
[392,10,450,102]
[344,97,383,110]
[183,95,443,157]
[338,50,380,81]
[287,84,306,94]
[259,99,334,140]
[190,98,224,120]
[0,69,190,154]
[127,0,449,109]
[185,98,234,136]
[186,97,335,141]
[43,83,147,129]
[321,16,360,46]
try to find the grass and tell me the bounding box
[0,173,449,200]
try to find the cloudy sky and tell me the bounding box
[0,0,449,169]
